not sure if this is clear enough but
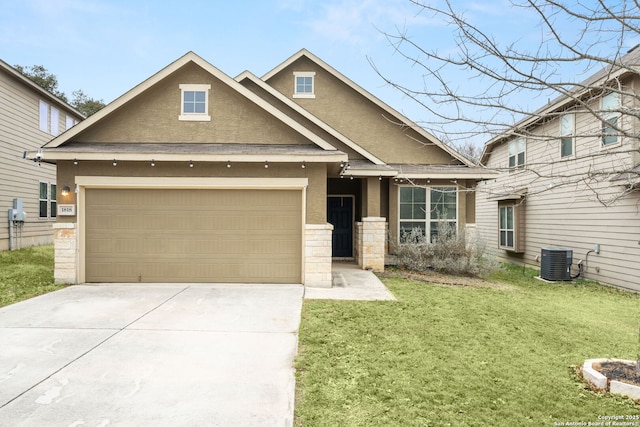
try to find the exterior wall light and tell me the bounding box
[112,159,117,166]
[73,159,78,165]
[301,161,306,169]
[61,186,71,197]
[264,161,269,169]
[189,160,194,168]
[227,161,231,168]
[151,160,155,167]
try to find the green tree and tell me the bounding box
[15,64,105,116]
[70,89,105,117]
[14,64,67,102]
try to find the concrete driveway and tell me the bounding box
[0,283,303,426]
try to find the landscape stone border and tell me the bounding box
[582,358,640,402]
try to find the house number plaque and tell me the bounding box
[57,204,76,216]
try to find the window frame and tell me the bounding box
[559,112,575,158]
[65,114,78,130]
[39,100,49,133]
[497,200,525,253]
[508,137,526,169]
[39,182,49,218]
[50,184,57,218]
[293,71,316,99]
[601,92,620,147]
[50,106,59,136]
[178,84,211,121]
[398,185,458,244]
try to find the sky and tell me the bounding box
[1,0,637,146]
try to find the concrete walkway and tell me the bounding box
[305,263,396,301]
[0,284,303,426]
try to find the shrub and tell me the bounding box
[394,222,497,277]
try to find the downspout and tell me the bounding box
[8,214,14,251]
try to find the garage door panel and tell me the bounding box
[85,188,302,283]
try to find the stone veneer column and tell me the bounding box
[304,223,333,288]
[356,217,387,272]
[53,223,77,284]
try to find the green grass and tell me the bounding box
[0,245,65,307]
[295,264,640,426]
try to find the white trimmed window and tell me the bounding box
[39,182,49,218]
[293,72,316,98]
[498,200,525,253]
[39,182,57,218]
[601,92,619,146]
[399,186,457,243]
[65,115,78,130]
[50,184,57,218]
[508,137,525,169]
[39,100,49,132]
[560,113,574,158]
[50,107,59,136]
[179,84,211,121]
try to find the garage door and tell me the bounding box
[84,188,302,283]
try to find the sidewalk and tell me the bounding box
[304,263,396,301]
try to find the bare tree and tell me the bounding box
[371,0,640,204]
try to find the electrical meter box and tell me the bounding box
[8,198,26,221]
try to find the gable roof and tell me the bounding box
[480,46,640,164]
[40,51,339,153]
[262,49,475,167]
[0,58,85,118]
[235,70,386,165]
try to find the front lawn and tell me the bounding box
[0,245,64,307]
[295,265,640,426]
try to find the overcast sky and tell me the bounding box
[1,0,636,145]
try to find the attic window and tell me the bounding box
[293,72,315,99]
[179,84,211,121]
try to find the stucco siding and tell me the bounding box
[240,78,366,160]
[76,62,310,146]
[266,56,461,165]
[477,85,640,292]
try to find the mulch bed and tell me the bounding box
[594,361,640,387]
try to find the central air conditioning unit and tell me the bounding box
[540,248,573,281]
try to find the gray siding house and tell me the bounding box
[476,47,640,292]
[1,59,84,250]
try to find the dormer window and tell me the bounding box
[293,72,316,99]
[179,84,211,121]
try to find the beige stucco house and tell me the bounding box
[1,59,83,251]
[27,50,493,286]
[476,47,640,292]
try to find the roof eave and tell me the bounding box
[23,149,348,164]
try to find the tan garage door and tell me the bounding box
[84,188,302,283]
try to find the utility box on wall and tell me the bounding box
[541,247,573,281]
[8,198,26,221]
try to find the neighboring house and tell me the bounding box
[0,59,83,251]
[26,50,493,286]
[476,47,640,292]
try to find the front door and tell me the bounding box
[327,196,353,257]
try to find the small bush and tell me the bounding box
[394,222,497,277]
